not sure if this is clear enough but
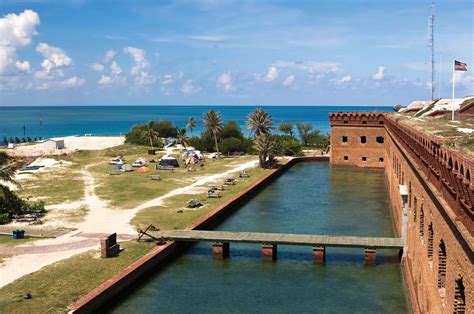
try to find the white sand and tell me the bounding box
[4,136,124,157]
[0,158,259,286]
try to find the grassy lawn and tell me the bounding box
[132,165,269,230]
[0,241,156,313]
[0,235,49,247]
[90,153,258,208]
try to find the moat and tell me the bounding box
[113,162,409,313]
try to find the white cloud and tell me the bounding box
[60,76,85,88]
[103,49,116,63]
[264,66,279,82]
[273,60,339,74]
[162,74,174,85]
[335,75,352,85]
[453,71,474,92]
[124,46,150,75]
[181,80,201,94]
[0,9,40,73]
[188,35,227,41]
[15,60,30,72]
[110,61,122,75]
[36,43,72,74]
[283,74,295,86]
[372,66,386,80]
[135,71,156,85]
[217,72,233,92]
[98,75,112,86]
[91,63,104,72]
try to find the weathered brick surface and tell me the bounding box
[330,112,473,313]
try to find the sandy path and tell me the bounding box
[0,158,258,287]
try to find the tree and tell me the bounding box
[203,110,223,157]
[186,117,196,136]
[221,120,244,140]
[0,152,18,200]
[254,134,277,168]
[145,122,160,150]
[278,122,294,137]
[296,122,313,146]
[247,108,273,136]
[176,127,189,148]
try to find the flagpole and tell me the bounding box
[452,59,455,121]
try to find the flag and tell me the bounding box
[454,60,467,71]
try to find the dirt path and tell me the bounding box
[0,158,259,287]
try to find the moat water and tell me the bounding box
[113,162,409,313]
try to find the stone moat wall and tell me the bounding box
[330,112,473,314]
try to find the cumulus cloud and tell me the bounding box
[372,66,386,80]
[124,46,150,75]
[181,80,201,94]
[60,76,85,88]
[91,63,104,72]
[36,42,72,74]
[264,66,279,82]
[162,74,174,85]
[283,74,295,86]
[453,71,474,92]
[15,60,30,72]
[98,75,112,86]
[335,75,352,85]
[0,9,40,73]
[217,72,233,92]
[103,49,116,63]
[188,35,227,41]
[110,61,122,75]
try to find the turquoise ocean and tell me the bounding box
[0,105,391,140]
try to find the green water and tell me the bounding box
[113,163,409,313]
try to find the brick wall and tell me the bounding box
[330,112,473,313]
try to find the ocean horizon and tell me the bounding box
[0,105,392,140]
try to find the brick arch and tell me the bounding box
[438,240,447,291]
[428,223,434,260]
[453,275,466,313]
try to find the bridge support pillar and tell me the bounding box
[364,247,376,265]
[262,244,277,261]
[212,242,229,259]
[312,246,326,264]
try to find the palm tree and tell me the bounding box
[254,134,277,168]
[203,110,223,158]
[0,152,18,199]
[247,108,273,137]
[296,122,313,146]
[145,121,160,150]
[186,117,196,136]
[278,122,294,137]
[176,127,189,148]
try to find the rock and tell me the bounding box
[23,291,32,299]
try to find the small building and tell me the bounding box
[41,139,65,150]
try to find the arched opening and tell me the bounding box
[438,240,447,293]
[409,182,412,208]
[376,136,384,144]
[428,223,434,260]
[401,171,404,185]
[360,136,367,144]
[413,197,417,222]
[453,275,466,313]
[419,205,424,237]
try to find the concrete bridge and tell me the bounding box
[153,230,404,264]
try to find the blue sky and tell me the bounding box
[0,0,472,106]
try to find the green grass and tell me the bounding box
[132,165,269,230]
[0,235,49,247]
[0,241,156,313]
[90,154,258,208]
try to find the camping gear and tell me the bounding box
[207,189,220,198]
[239,171,250,178]
[181,149,204,161]
[137,166,149,173]
[18,165,43,171]
[159,155,180,168]
[122,164,133,172]
[132,157,148,167]
[156,164,175,171]
[150,175,161,180]
[109,157,123,165]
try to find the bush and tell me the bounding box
[220,137,244,154]
[305,131,330,149]
[221,121,244,140]
[0,185,46,224]
[125,120,178,146]
[274,135,304,156]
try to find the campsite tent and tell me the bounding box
[137,166,149,173]
[181,149,204,161]
[159,155,180,167]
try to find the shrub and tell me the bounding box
[274,135,304,156]
[305,131,330,148]
[0,185,46,224]
[125,120,178,146]
[221,121,244,140]
[220,137,244,154]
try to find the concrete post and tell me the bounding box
[212,242,229,259]
[262,244,277,261]
[312,246,326,264]
[364,248,376,265]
